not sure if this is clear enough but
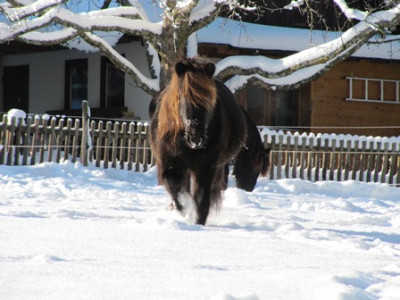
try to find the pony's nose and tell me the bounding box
[187,136,206,149]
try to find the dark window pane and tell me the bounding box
[105,63,124,107]
[65,59,88,110]
[101,57,125,108]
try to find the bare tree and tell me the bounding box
[1,0,400,96]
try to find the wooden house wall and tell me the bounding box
[310,59,400,137]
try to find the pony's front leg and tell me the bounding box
[193,166,222,225]
[194,186,211,225]
[162,163,190,214]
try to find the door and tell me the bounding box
[3,65,29,112]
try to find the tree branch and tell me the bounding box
[144,41,161,80]
[332,0,368,22]
[188,0,259,35]
[0,5,161,43]
[187,0,220,34]
[215,30,372,81]
[0,0,68,22]
[225,40,363,93]
[215,4,400,85]
[18,27,80,45]
[80,32,159,96]
[101,0,112,10]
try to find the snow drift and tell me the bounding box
[0,161,399,299]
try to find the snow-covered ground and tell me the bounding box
[1,161,399,300]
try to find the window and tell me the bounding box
[346,77,400,104]
[267,90,299,127]
[239,85,300,127]
[3,65,29,112]
[100,57,125,108]
[65,59,88,110]
[244,85,267,125]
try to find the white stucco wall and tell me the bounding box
[117,42,152,121]
[0,41,152,120]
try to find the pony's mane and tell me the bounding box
[157,59,217,141]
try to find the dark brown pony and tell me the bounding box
[150,58,247,225]
[150,57,269,225]
[232,107,270,192]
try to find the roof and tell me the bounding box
[0,41,66,55]
[197,18,400,61]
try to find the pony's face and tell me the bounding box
[180,98,213,149]
[175,59,216,150]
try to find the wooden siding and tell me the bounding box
[311,59,400,136]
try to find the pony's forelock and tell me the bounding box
[157,61,217,141]
[157,72,184,141]
[181,70,217,109]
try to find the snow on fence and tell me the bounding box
[1,109,400,186]
[0,108,153,171]
[261,128,400,186]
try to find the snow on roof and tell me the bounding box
[197,18,400,61]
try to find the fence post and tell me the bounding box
[81,100,91,167]
[0,115,7,165]
[7,117,16,165]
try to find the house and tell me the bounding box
[200,38,400,137]
[198,1,400,137]
[0,37,152,120]
[2,1,400,138]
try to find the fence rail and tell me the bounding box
[1,110,400,186]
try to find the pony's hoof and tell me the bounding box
[166,202,174,211]
[166,201,185,214]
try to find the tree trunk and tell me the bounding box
[157,16,190,91]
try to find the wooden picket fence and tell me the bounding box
[0,107,153,171]
[262,129,400,185]
[1,108,400,185]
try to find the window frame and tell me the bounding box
[346,76,400,104]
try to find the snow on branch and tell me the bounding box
[84,6,149,20]
[0,4,161,44]
[216,3,400,89]
[189,0,218,25]
[283,0,305,10]
[19,27,79,45]
[225,64,324,93]
[0,0,67,22]
[0,8,60,42]
[81,32,159,95]
[224,37,363,93]
[215,25,372,80]
[333,0,368,21]
[145,41,161,80]
[55,9,160,34]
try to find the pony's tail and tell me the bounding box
[260,148,271,177]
